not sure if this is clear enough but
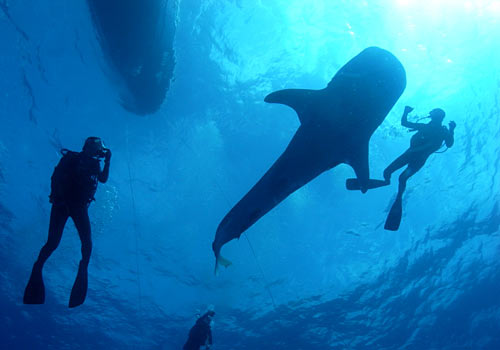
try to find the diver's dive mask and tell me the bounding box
[429,108,446,122]
[83,136,107,158]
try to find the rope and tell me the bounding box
[243,234,277,309]
[125,124,144,349]
[163,118,277,310]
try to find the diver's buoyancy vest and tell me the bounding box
[409,125,447,154]
[49,149,100,205]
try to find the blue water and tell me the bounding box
[1,1,499,349]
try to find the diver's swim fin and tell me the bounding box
[384,197,403,231]
[69,262,88,308]
[345,178,388,191]
[23,264,45,304]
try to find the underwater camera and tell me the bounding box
[97,147,110,159]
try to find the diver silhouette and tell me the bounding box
[23,137,111,308]
[383,106,456,230]
[183,311,215,350]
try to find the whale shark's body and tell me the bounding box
[212,47,406,269]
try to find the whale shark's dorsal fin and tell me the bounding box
[264,89,317,124]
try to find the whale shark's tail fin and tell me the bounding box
[213,241,232,275]
[214,255,232,276]
[264,89,317,124]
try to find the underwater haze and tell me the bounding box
[1,0,500,349]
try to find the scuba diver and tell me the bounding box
[23,137,111,308]
[383,106,456,230]
[183,311,215,350]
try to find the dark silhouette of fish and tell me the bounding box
[212,47,406,271]
[86,0,176,115]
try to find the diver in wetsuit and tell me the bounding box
[23,137,111,308]
[183,311,215,350]
[383,106,456,230]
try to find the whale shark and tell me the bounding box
[212,47,406,270]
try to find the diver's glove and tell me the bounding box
[404,105,414,114]
[449,121,456,131]
[104,149,112,163]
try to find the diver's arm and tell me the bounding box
[98,149,111,183]
[401,106,424,130]
[445,121,456,148]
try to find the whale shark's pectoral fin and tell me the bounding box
[348,141,371,193]
[264,89,317,124]
[346,178,388,191]
[346,141,390,192]
[347,142,390,192]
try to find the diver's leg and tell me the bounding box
[396,160,425,200]
[383,150,411,184]
[71,205,92,267]
[24,204,68,304]
[34,204,69,268]
[68,205,92,308]
[384,168,413,231]
[385,158,426,231]
[396,168,411,200]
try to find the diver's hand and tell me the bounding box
[449,121,456,131]
[404,106,414,114]
[104,148,112,163]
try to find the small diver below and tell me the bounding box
[183,311,215,350]
[347,105,456,230]
[23,137,111,308]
